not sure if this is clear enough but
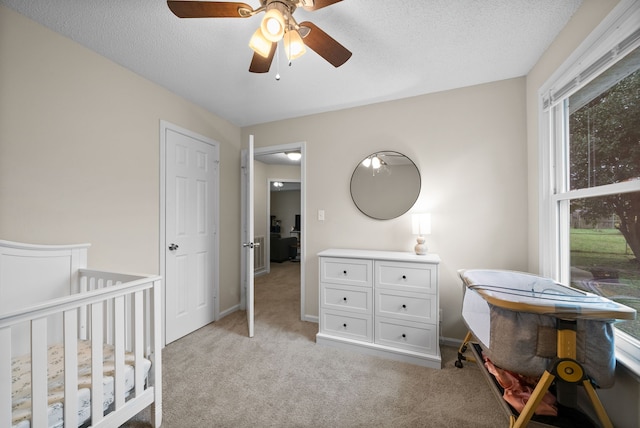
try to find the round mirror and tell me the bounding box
[350,151,421,220]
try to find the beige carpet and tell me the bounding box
[126,261,507,427]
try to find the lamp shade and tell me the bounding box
[249,28,272,58]
[412,213,432,236]
[284,30,306,61]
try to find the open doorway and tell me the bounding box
[267,180,301,265]
[253,143,306,322]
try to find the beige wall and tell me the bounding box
[243,76,529,340]
[0,6,242,312]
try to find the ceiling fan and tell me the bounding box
[167,0,352,73]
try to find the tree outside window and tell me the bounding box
[568,61,640,339]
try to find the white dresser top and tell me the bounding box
[318,248,440,264]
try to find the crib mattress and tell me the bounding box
[11,340,151,428]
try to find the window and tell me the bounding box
[540,0,640,373]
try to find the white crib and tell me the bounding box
[0,240,162,428]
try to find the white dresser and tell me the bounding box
[316,249,441,369]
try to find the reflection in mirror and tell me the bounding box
[350,151,421,220]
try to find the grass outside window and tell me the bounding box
[570,228,640,339]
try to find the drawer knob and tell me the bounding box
[343,297,347,302]
[343,270,347,275]
[343,323,347,328]
[402,275,407,280]
[402,333,407,338]
[402,304,407,309]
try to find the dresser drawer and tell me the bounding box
[375,317,438,354]
[375,289,437,324]
[320,257,372,287]
[375,261,436,293]
[321,309,372,342]
[321,284,372,314]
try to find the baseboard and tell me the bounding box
[254,269,268,277]
[440,336,463,348]
[303,314,318,323]
[218,304,239,320]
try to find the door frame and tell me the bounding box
[254,142,306,322]
[159,120,220,346]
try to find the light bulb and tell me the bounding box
[266,18,281,36]
[261,9,285,42]
[371,156,381,169]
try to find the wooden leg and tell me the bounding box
[583,379,613,428]
[513,370,555,428]
[554,319,613,426]
[455,331,476,368]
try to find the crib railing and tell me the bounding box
[0,270,162,428]
[78,269,158,354]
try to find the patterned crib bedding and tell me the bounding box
[11,340,151,428]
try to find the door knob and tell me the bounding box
[169,243,179,251]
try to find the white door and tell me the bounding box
[240,136,255,337]
[164,126,219,344]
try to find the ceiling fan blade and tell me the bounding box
[249,42,277,73]
[303,0,343,11]
[167,1,252,18]
[299,21,352,68]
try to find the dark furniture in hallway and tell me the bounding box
[270,233,297,262]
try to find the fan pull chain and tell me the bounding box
[275,41,281,81]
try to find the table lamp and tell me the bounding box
[412,213,431,255]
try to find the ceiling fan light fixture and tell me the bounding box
[284,29,306,61]
[168,1,352,74]
[249,28,272,58]
[261,7,286,42]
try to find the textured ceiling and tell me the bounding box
[0,0,583,127]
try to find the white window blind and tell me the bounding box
[541,1,640,112]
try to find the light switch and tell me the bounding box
[318,209,325,221]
